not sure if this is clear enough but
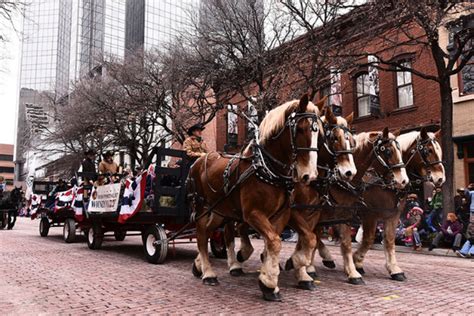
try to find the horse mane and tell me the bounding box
[259,99,319,144]
[397,131,419,152]
[354,132,378,150]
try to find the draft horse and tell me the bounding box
[188,95,324,301]
[0,186,22,230]
[315,128,444,282]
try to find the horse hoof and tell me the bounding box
[308,272,318,280]
[284,258,294,271]
[258,280,282,302]
[391,273,407,281]
[297,280,316,291]
[348,277,365,285]
[323,260,336,269]
[237,250,245,263]
[356,267,365,275]
[203,277,219,286]
[260,253,264,263]
[192,262,202,278]
[230,268,244,277]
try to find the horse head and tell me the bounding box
[321,107,357,181]
[399,128,445,186]
[259,94,325,185]
[370,127,409,189]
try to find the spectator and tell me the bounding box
[405,193,420,216]
[99,151,119,175]
[465,183,474,214]
[426,187,443,231]
[403,206,424,250]
[429,213,463,251]
[81,149,97,182]
[456,216,474,258]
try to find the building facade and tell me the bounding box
[0,144,15,191]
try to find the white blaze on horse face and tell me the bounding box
[392,148,409,189]
[430,139,446,186]
[297,128,319,185]
[337,138,357,181]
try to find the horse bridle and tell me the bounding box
[255,112,321,182]
[405,137,444,183]
[323,123,356,158]
[369,136,406,188]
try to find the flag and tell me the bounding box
[72,186,85,222]
[118,171,147,224]
[54,188,74,213]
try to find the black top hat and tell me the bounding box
[103,150,114,158]
[187,123,205,136]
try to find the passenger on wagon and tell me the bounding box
[81,149,97,183]
[429,213,463,251]
[456,217,474,258]
[183,123,208,161]
[99,151,119,176]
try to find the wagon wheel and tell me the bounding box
[86,224,104,250]
[210,230,227,259]
[39,217,50,237]
[143,225,168,264]
[114,230,127,241]
[63,218,76,243]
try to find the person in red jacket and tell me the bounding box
[429,213,463,251]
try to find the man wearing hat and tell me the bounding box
[183,123,208,161]
[99,151,119,175]
[81,149,97,182]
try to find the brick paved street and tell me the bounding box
[1,218,473,315]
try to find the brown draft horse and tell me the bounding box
[223,106,358,291]
[315,128,444,282]
[188,95,325,301]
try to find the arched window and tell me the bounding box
[355,73,370,117]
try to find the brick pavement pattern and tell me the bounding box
[1,218,473,314]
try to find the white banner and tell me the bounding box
[88,183,121,213]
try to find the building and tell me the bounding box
[15,0,73,184]
[0,144,15,191]
[125,0,199,54]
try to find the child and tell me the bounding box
[403,206,424,250]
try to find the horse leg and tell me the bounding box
[316,227,336,269]
[236,222,254,263]
[224,222,244,276]
[383,214,406,281]
[8,210,17,230]
[194,212,223,285]
[247,213,284,302]
[352,216,377,275]
[339,223,364,285]
[286,212,317,290]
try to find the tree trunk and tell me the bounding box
[438,77,454,216]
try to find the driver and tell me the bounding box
[183,123,208,161]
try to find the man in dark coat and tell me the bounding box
[81,149,97,182]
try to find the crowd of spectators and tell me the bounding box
[397,183,474,258]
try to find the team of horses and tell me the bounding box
[187,94,445,301]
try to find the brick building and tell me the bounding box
[0,144,15,191]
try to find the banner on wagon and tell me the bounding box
[88,183,121,213]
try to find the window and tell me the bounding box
[0,167,14,173]
[464,142,474,185]
[355,73,371,117]
[246,100,258,141]
[460,56,474,95]
[0,154,13,161]
[396,61,414,108]
[227,104,238,147]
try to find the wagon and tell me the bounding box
[81,148,226,264]
[32,181,83,243]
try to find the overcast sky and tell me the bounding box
[0,12,21,145]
